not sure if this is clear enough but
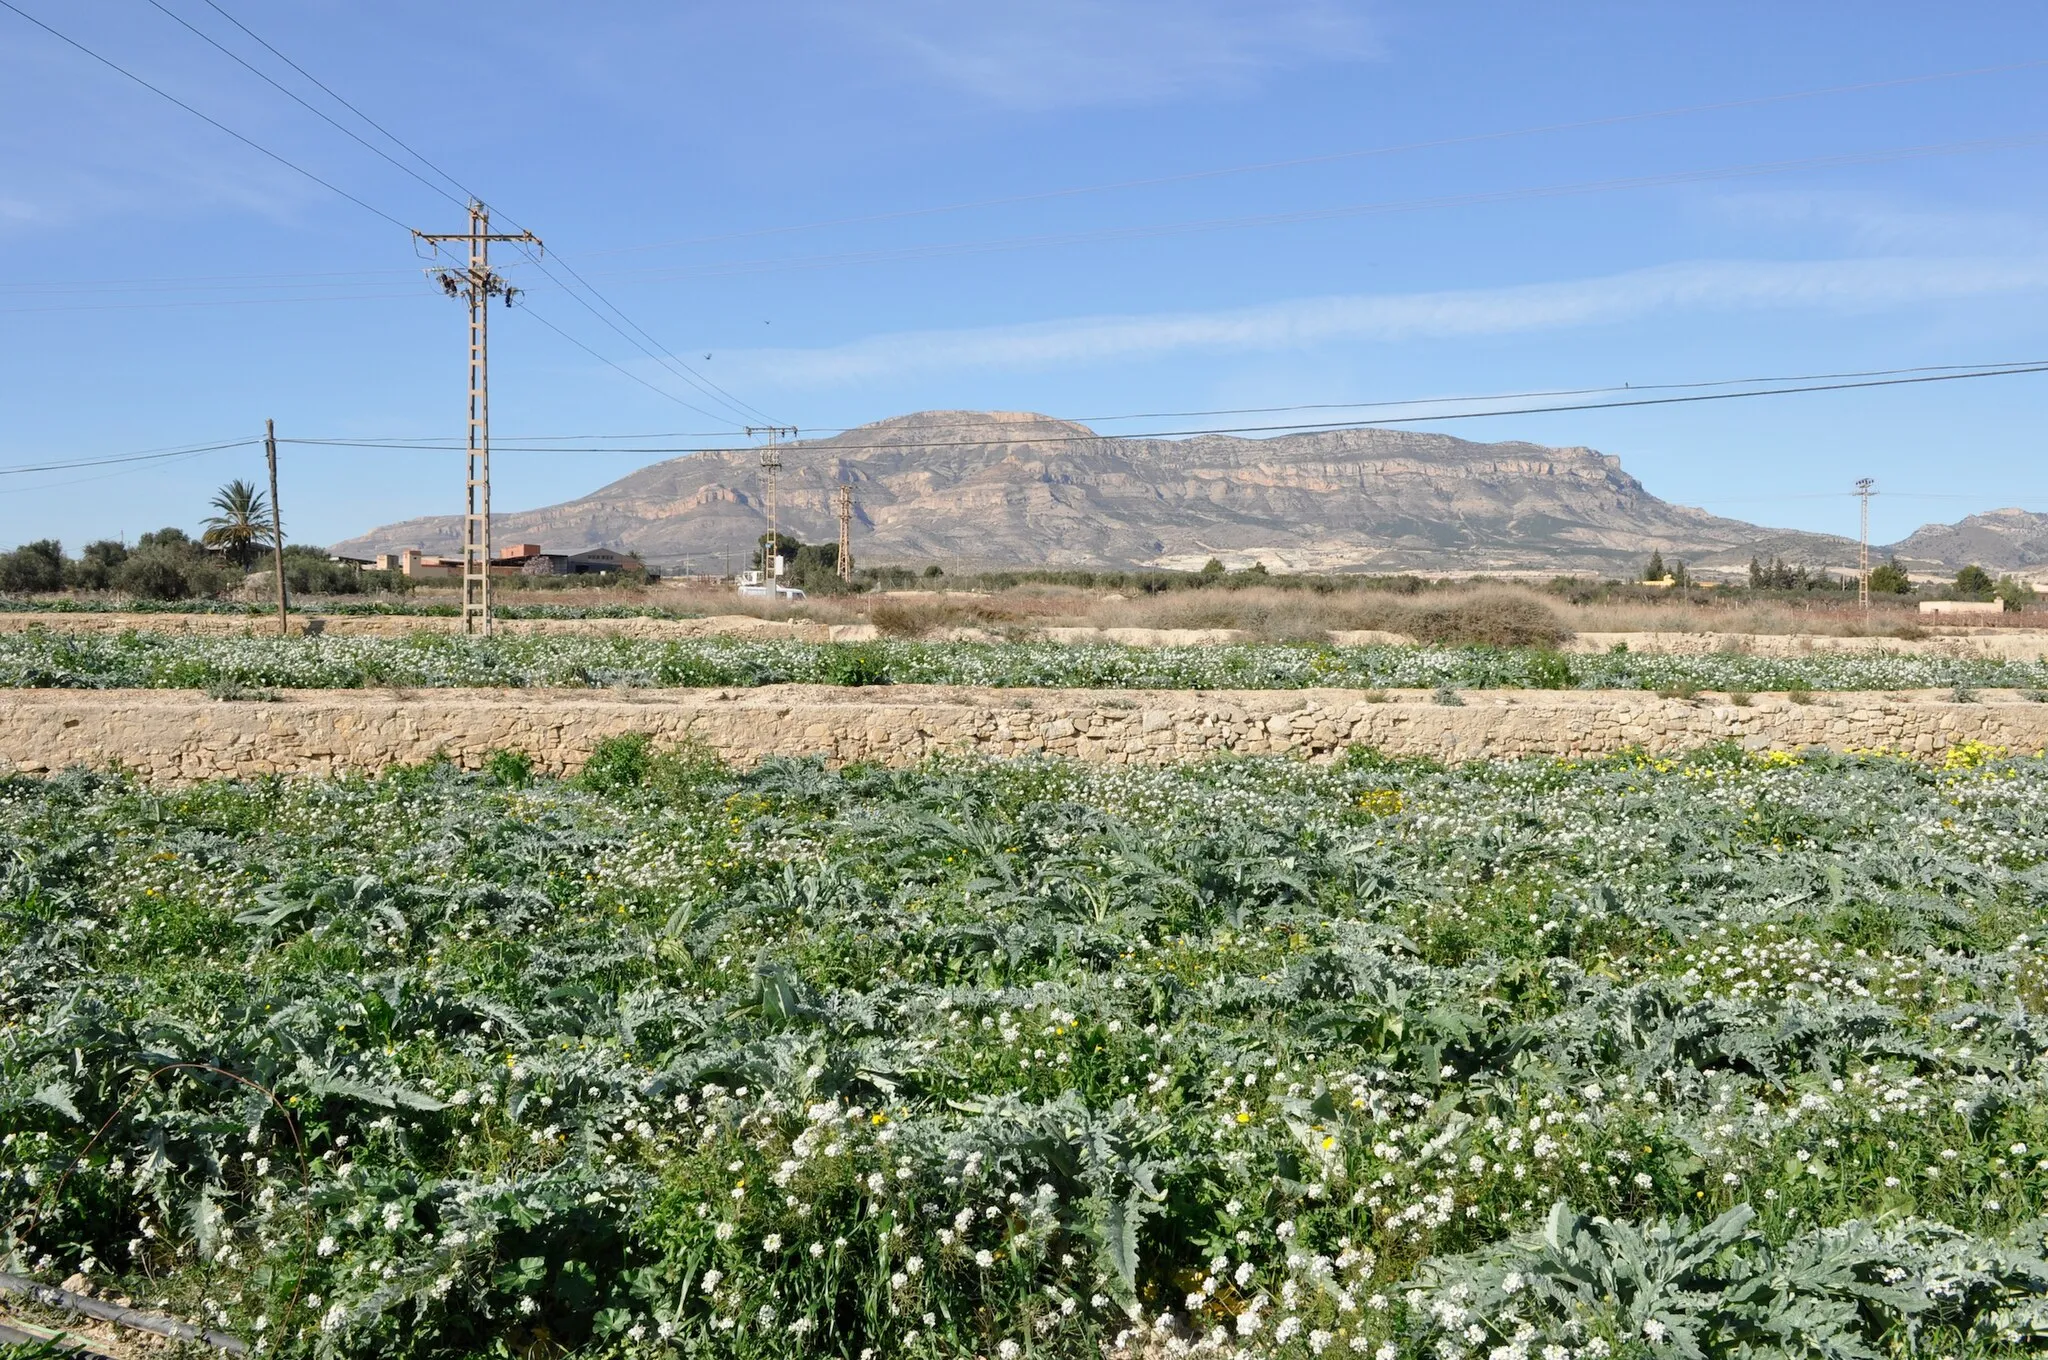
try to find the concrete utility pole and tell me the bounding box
[1855,477,1876,611]
[833,483,854,581]
[747,426,797,577]
[415,202,541,636]
[265,419,288,636]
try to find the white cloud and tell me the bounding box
[712,256,2048,385]
[0,19,336,234]
[839,0,1377,110]
[1706,188,2045,254]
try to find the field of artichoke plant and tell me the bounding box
[6,737,2048,1358]
[6,628,2048,693]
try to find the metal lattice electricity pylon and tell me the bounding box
[748,426,796,577]
[1855,477,1876,611]
[833,483,854,580]
[416,202,540,636]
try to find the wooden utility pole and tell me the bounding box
[833,483,854,580]
[265,419,288,636]
[747,426,797,578]
[415,202,541,636]
[1855,477,1876,611]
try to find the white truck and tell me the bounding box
[736,568,805,601]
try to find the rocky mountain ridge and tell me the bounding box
[332,409,1989,575]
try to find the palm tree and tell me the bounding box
[200,479,275,570]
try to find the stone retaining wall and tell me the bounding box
[2,686,2043,782]
[0,611,863,640]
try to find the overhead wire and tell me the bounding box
[1060,359,2048,424]
[140,0,468,211]
[10,127,2045,306]
[500,128,2046,424]
[264,359,2048,455]
[0,292,429,316]
[195,0,476,203]
[519,249,777,426]
[18,7,2045,468]
[5,446,245,495]
[512,255,768,427]
[177,0,773,429]
[0,439,260,477]
[15,6,2040,437]
[267,358,2048,446]
[12,361,2048,504]
[13,122,2039,308]
[0,267,421,295]
[0,0,762,429]
[0,0,413,231]
[516,304,765,426]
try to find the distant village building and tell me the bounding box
[371,545,644,578]
[493,544,644,576]
[374,548,458,579]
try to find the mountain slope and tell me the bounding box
[332,410,1864,573]
[1887,508,2048,572]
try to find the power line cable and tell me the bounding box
[180,0,778,430]
[516,256,769,426]
[0,292,428,316]
[270,358,2048,445]
[516,304,754,427]
[271,359,2048,455]
[582,57,2048,258]
[141,0,467,211]
[521,250,779,426]
[0,439,259,477]
[14,366,2041,477]
[6,445,241,495]
[13,128,2045,302]
[0,267,419,294]
[195,0,477,203]
[15,57,2043,296]
[0,0,412,231]
[1061,359,2048,424]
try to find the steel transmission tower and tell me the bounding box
[1859,475,1875,606]
[416,202,540,636]
[833,483,854,580]
[748,426,797,577]
[1855,477,1876,611]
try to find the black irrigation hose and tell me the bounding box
[0,1274,245,1353]
[21,1063,313,1349]
[0,1312,121,1358]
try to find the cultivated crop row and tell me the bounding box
[4,743,2048,1356]
[5,629,2048,692]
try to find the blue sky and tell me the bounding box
[4,1,2048,551]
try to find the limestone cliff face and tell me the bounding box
[331,410,1859,572]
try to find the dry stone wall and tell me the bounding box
[3,686,2045,782]
[0,612,868,641]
